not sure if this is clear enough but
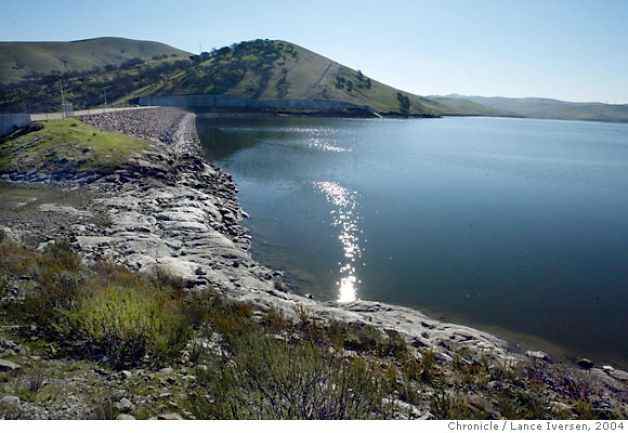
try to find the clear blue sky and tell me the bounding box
[2,0,628,103]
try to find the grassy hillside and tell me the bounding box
[427,96,513,117]
[1,39,443,115]
[0,54,194,113]
[0,37,190,83]
[438,95,628,123]
[145,39,441,116]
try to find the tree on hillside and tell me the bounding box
[397,92,410,116]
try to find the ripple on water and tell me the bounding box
[314,181,363,302]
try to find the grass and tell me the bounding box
[1,239,190,370]
[0,118,149,173]
[1,236,626,419]
[191,333,399,419]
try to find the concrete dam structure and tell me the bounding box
[0,113,31,137]
[133,95,379,117]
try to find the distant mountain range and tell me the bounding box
[432,94,628,123]
[1,36,627,122]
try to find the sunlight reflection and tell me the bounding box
[314,181,363,303]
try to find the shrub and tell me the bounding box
[40,240,82,273]
[191,332,398,419]
[67,285,191,369]
[4,241,191,369]
[430,390,474,419]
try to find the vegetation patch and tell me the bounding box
[1,240,189,369]
[0,118,148,174]
[1,236,626,419]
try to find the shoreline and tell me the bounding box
[0,108,512,359]
[1,107,627,408]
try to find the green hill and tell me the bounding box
[0,37,190,83]
[142,39,441,116]
[1,39,446,116]
[435,95,628,123]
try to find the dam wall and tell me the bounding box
[134,95,377,116]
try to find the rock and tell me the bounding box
[157,412,183,420]
[577,358,594,370]
[0,395,21,409]
[435,351,454,364]
[0,225,20,243]
[39,204,93,218]
[550,401,572,414]
[194,267,206,276]
[607,368,628,382]
[159,367,174,375]
[114,397,134,413]
[149,258,198,281]
[120,370,132,379]
[116,414,136,420]
[526,350,552,363]
[0,359,21,372]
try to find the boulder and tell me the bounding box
[114,397,134,413]
[607,368,628,382]
[0,359,21,372]
[149,257,198,281]
[0,395,21,409]
[525,350,552,363]
[0,226,20,243]
[577,358,594,370]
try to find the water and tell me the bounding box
[197,115,628,367]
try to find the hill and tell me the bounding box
[435,94,628,123]
[427,95,514,117]
[1,39,444,115]
[0,37,190,83]
[138,39,442,116]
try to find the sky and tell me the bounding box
[2,0,628,103]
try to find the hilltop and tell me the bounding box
[0,37,190,83]
[143,39,442,116]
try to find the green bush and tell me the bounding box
[191,332,398,419]
[68,285,190,369]
[4,241,191,369]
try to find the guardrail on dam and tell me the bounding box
[133,95,377,115]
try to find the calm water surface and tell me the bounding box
[197,116,628,367]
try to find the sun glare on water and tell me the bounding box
[314,181,363,303]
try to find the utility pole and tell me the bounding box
[103,87,108,107]
[60,80,66,118]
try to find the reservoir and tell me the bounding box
[198,115,628,367]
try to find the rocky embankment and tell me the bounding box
[1,107,626,419]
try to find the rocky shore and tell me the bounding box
[74,108,511,357]
[1,107,626,419]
